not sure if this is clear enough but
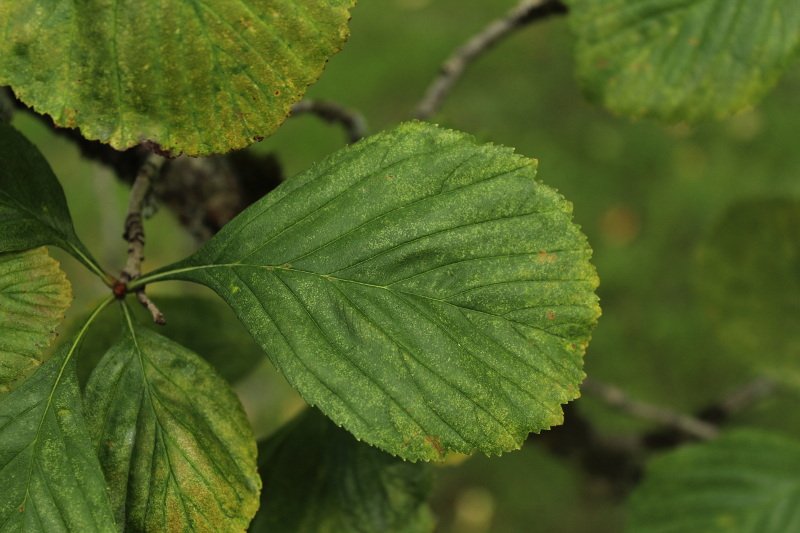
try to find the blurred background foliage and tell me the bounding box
[12,0,800,531]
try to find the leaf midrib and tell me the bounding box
[136,262,590,339]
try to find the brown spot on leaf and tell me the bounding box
[425,435,444,457]
[63,108,78,128]
[537,250,557,264]
[546,310,556,321]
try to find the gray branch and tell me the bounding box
[582,378,720,441]
[119,154,166,324]
[291,99,368,143]
[415,0,567,120]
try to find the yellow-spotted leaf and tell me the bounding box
[84,304,260,531]
[567,0,800,121]
[0,248,71,394]
[0,1,355,155]
[135,122,601,461]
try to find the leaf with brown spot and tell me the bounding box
[0,248,72,394]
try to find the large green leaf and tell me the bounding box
[0,248,71,394]
[0,301,116,532]
[697,199,800,389]
[0,1,355,156]
[84,304,260,532]
[567,0,800,121]
[0,122,104,277]
[627,430,800,532]
[251,409,434,533]
[135,122,601,461]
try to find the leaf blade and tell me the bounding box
[0,1,355,156]
[0,302,116,532]
[0,248,72,394]
[0,123,104,276]
[84,304,261,532]
[139,122,600,461]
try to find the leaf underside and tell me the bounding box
[567,0,800,121]
[0,248,72,394]
[84,308,260,532]
[144,121,601,461]
[251,409,434,533]
[0,1,355,156]
[627,430,800,532]
[0,345,116,532]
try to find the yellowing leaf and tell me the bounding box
[0,1,355,155]
[0,248,71,394]
[84,304,261,531]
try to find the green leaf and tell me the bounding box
[0,248,71,394]
[84,304,260,532]
[0,122,104,277]
[251,409,434,533]
[697,199,800,389]
[136,122,601,461]
[0,1,355,156]
[627,430,800,532]
[567,0,800,121]
[0,302,116,532]
[63,295,263,386]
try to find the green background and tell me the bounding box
[11,0,800,531]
